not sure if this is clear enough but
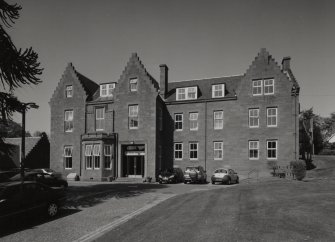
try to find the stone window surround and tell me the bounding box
[249,140,259,160]
[65,85,73,98]
[252,78,275,96]
[174,142,183,160]
[174,113,183,131]
[189,142,198,160]
[214,110,224,130]
[249,108,260,128]
[267,140,278,159]
[189,112,198,131]
[63,146,73,169]
[267,107,278,127]
[213,141,223,160]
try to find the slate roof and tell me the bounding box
[75,71,99,100]
[4,137,41,156]
[165,75,243,102]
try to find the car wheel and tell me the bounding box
[236,177,239,184]
[47,202,58,218]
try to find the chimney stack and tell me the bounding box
[282,56,291,71]
[159,64,169,99]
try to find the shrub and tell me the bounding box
[290,160,306,181]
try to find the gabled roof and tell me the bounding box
[4,137,41,155]
[165,75,243,102]
[75,71,99,100]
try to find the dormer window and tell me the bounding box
[100,83,115,97]
[66,85,73,98]
[176,87,197,101]
[212,84,225,98]
[130,78,138,92]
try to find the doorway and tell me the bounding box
[122,145,145,178]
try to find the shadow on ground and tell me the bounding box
[0,208,80,238]
[65,183,168,208]
[0,183,168,238]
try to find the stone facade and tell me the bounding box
[49,48,300,181]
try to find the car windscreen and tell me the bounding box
[215,169,227,173]
[185,167,198,172]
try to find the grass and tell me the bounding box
[223,155,335,241]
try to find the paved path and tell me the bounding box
[0,182,231,242]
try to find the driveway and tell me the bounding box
[0,181,231,242]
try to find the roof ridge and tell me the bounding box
[172,74,244,83]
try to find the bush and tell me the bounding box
[290,160,306,181]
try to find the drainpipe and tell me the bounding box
[204,101,207,172]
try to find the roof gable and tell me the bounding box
[116,53,159,92]
[50,63,99,103]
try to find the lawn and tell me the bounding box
[223,155,335,241]
[97,156,335,242]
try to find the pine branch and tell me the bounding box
[0,0,21,27]
[0,25,43,90]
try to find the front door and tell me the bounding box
[127,155,144,178]
[122,145,145,178]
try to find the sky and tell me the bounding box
[4,0,335,134]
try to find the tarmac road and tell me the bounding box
[0,181,230,242]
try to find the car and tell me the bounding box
[0,169,30,183]
[33,168,62,178]
[10,171,68,188]
[0,181,66,222]
[0,171,19,183]
[184,166,207,184]
[211,168,239,185]
[33,168,56,175]
[158,167,184,184]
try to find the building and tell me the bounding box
[49,48,300,181]
[1,134,50,170]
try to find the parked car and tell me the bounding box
[0,169,30,183]
[0,181,66,222]
[158,167,184,184]
[33,168,62,178]
[0,171,19,183]
[211,168,239,185]
[184,166,207,184]
[10,171,68,188]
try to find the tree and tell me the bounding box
[0,0,43,155]
[321,112,335,143]
[299,108,323,169]
[0,119,31,137]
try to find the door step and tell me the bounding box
[114,177,144,183]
